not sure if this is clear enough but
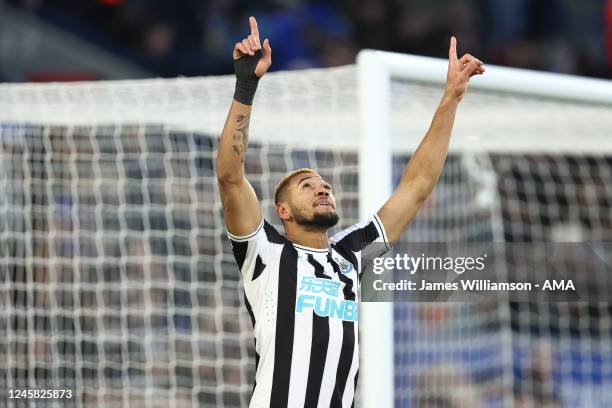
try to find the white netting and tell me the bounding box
[0,67,361,408]
[1,64,611,408]
[389,80,612,408]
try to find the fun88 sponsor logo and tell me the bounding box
[295,276,358,322]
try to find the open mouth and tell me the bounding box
[314,202,332,208]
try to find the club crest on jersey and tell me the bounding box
[334,257,353,274]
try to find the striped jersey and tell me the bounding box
[227,214,391,408]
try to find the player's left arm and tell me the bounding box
[377,37,485,244]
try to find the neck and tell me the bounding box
[284,224,329,250]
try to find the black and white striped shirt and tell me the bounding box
[228,214,391,408]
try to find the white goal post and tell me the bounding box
[357,50,612,408]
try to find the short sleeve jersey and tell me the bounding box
[227,214,391,408]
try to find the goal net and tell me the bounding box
[1,56,612,407]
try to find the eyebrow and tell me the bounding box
[297,176,315,186]
[297,176,330,187]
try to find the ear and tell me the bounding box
[276,202,292,222]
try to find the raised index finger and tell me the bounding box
[249,16,260,40]
[449,36,458,61]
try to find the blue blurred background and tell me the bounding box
[1,0,611,82]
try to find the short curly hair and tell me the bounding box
[273,168,320,204]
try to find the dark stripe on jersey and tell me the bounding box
[252,255,266,281]
[331,321,355,407]
[243,290,256,328]
[307,254,331,280]
[328,254,341,274]
[253,340,260,393]
[243,291,259,393]
[331,243,359,276]
[264,220,286,244]
[328,254,355,300]
[270,244,298,407]
[329,254,356,408]
[231,240,248,271]
[337,221,379,253]
[305,254,330,407]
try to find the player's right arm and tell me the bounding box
[216,17,272,236]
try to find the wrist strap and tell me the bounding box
[233,50,263,105]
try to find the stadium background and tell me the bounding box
[1,1,612,408]
[1,0,611,81]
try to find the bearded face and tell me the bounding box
[284,173,339,230]
[291,204,339,229]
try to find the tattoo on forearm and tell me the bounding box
[232,113,250,158]
[232,145,244,156]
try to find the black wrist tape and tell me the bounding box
[233,49,263,105]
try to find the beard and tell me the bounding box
[293,207,339,229]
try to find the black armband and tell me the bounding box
[233,49,263,105]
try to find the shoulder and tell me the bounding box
[227,219,287,280]
[227,219,285,245]
[330,214,389,252]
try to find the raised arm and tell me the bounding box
[216,17,272,236]
[377,37,485,244]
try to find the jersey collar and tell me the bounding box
[292,243,330,253]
